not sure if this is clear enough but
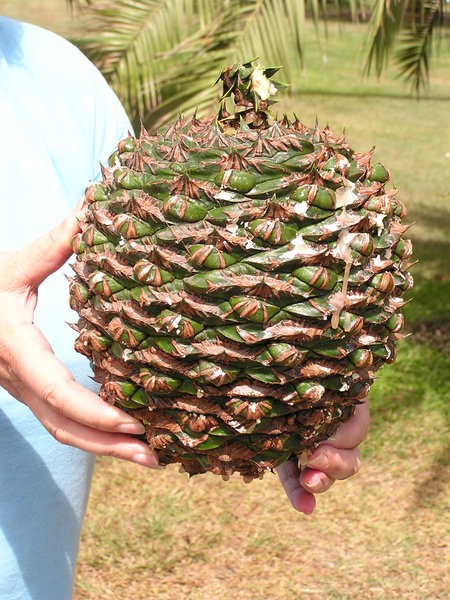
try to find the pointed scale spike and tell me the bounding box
[139,122,149,140]
[405,260,418,269]
[391,221,414,236]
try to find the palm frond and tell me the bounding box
[394,1,443,93]
[237,0,308,87]
[363,0,448,92]
[363,0,409,78]
[73,0,333,130]
[74,0,225,127]
[70,0,447,127]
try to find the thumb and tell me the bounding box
[14,198,86,288]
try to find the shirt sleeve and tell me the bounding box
[0,17,135,241]
[87,68,134,182]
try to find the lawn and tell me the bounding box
[2,4,450,599]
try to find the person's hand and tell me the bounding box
[277,399,370,514]
[0,199,158,469]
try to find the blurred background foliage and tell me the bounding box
[64,0,449,130]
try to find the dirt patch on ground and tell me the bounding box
[409,317,450,353]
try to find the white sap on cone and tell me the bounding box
[282,234,312,259]
[330,259,352,329]
[329,179,361,329]
[335,179,358,209]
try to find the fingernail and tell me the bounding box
[117,422,146,435]
[304,473,322,489]
[306,452,328,469]
[131,452,159,468]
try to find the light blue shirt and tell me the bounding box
[0,17,131,599]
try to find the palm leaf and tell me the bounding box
[363,0,409,78]
[395,0,444,92]
[71,0,448,125]
[363,0,448,94]
[73,0,223,127]
[72,0,334,131]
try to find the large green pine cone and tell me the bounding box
[70,114,413,480]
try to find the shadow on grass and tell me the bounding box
[359,198,450,506]
[368,339,449,509]
[369,339,449,431]
[409,202,450,232]
[402,203,450,325]
[410,316,450,353]
[412,441,450,510]
[403,265,450,325]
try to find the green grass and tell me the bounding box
[1,6,449,599]
[296,22,450,100]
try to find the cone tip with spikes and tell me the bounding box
[216,60,288,131]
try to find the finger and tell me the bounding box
[29,398,158,468]
[325,399,370,450]
[9,325,145,434]
[304,445,361,481]
[13,198,86,288]
[276,460,316,515]
[300,470,335,494]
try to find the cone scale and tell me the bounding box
[70,62,413,480]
